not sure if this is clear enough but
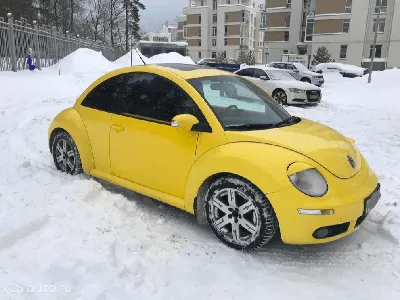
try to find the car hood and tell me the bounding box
[272,80,320,90]
[225,119,361,179]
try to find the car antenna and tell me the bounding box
[133,44,146,66]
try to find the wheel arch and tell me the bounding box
[272,88,285,96]
[301,77,311,82]
[48,108,95,173]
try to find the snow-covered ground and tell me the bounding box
[0,51,399,299]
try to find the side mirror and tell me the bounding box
[293,69,299,73]
[171,114,199,131]
[260,76,269,81]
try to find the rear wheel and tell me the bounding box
[206,176,278,251]
[51,131,83,175]
[272,89,287,105]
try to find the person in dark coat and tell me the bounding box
[27,48,36,71]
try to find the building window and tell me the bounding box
[342,19,350,33]
[199,40,202,46]
[199,15,202,24]
[201,0,204,6]
[370,45,382,58]
[283,50,289,54]
[340,45,348,59]
[302,13,306,27]
[212,39,217,46]
[345,0,352,13]
[223,51,226,58]
[303,0,311,9]
[212,27,217,36]
[286,13,291,27]
[287,0,292,9]
[212,52,217,58]
[227,0,231,4]
[213,0,217,10]
[261,13,266,29]
[373,18,386,32]
[224,38,228,45]
[199,28,201,37]
[305,18,314,41]
[225,25,228,35]
[225,13,228,22]
[242,11,245,22]
[284,31,289,41]
[375,0,388,14]
[301,30,305,42]
[213,14,217,24]
[183,27,187,37]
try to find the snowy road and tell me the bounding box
[0,65,399,299]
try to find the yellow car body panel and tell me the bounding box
[48,108,95,173]
[49,65,380,245]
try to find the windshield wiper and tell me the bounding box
[273,116,300,127]
[225,123,276,131]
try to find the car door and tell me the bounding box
[285,64,301,80]
[252,68,274,94]
[77,74,126,173]
[109,72,207,199]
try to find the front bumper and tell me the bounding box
[312,78,325,86]
[288,90,321,105]
[267,161,380,245]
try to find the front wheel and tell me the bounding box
[301,77,311,83]
[272,90,287,105]
[206,176,278,251]
[51,131,83,175]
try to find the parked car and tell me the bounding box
[235,66,322,105]
[314,63,368,78]
[49,63,380,251]
[268,62,325,86]
[197,58,216,65]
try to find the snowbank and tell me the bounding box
[45,48,118,75]
[147,52,195,65]
[114,50,149,67]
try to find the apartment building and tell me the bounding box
[178,0,262,62]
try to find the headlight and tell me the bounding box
[289,168,328,197]
[289,88,302,93]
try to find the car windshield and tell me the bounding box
[188,75,294,131]
[267,70,296,81]
[293,63,309,72]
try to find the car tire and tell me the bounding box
[301,77,311,83]
[205,176,278,251]
[51,131,83,175]
[272,89,288,105]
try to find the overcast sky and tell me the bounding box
[140,0,263,33]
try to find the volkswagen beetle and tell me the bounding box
[49,63,381,251]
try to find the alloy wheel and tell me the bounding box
[274,91,287,105]
[55,138,76,174]
[209,188,261,246]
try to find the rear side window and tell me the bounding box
[286,64,296,71]
[254,69,267,78]
[236,68,255,77]
[81,74,127,113]
[121,73,208,126]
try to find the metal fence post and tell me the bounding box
[52,26,58,64]
[33,20,41,70]
[7,13,17,72]
[66,31,71,55]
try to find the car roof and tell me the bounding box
[116,63,232,79]
[239,65,284,72]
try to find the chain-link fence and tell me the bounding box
[0,13,125,72]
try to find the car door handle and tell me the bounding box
[111,124,124,133]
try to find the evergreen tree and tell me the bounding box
[312,46,333,65]
[237,51,247,64]
[216,51,228,63]
[246,50,256,65]
[124,0,145,50]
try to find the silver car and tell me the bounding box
[268,62,325,87]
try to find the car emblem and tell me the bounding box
[347,155,356,168]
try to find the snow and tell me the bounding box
[147,52,195,65]
[45,48,119,76]
[315,63,366,76]
[0,54,400,299]
[114,50,149,67]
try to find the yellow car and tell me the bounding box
[48,63,381,251]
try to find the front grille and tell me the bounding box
[306,90,321,102]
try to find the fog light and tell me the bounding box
[297,209,334,215]
[313,227,331,239]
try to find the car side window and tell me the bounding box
[254,69,268,79]
[81,74,127,113]
[286,64,295,70]
[121,73,209,127]
[236,68,255,77]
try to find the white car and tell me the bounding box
[267,62,325,86]
[235,66,322,105]
[314,63,368,78]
